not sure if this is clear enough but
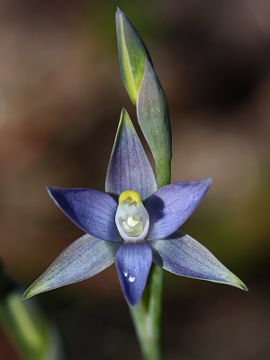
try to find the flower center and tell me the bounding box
[115,190,149,242]
[122,215,143,236]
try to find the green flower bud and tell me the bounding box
[137,58,172,178]
[116,8,172,186]
[115,7,150,105]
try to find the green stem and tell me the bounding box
[129,158,171,360]
[0,292,64,360]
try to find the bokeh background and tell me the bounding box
[0,0,269,359]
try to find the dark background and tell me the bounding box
[0,0,269,358]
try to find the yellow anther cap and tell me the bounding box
[119,190,140,207]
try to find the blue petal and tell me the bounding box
[23,235,119,299]
[105,108,157,200]
[115,243,152,306]
[47,187,119,241]
[146,178,212,240]
[151,231,248,291]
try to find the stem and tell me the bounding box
[0,292,64,360]
[129,158,171,360]
[0,293,46,359]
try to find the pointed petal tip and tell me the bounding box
[115,8,125,26]
[221,268,248,292]
[197,177,212,190]
[204,177,213,186]
[46,185,63,209]
[240,283,249,292]
[116,7,123,16]
[117,109,137,138]
[127,297,140,307]
[120,108,133,129]
[46,185,57,198]
[21,292,28,301]
[120,107,128,119]
[22,282,40,301]
[21,292,31,301]
[230,274,248,292]
[202,177,213,193]
[46,186,64,207]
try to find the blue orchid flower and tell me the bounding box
[23,109,247,306]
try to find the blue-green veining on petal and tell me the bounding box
[47,187,119,242]
[146,178,212,240]
[151,231,248,291]
[23,235,119,299]
[105,108,157,200]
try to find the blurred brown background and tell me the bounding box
[0,0,269,359]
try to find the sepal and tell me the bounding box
[151,231,248,291]
[23,235,118,299]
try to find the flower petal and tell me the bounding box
[23,234,119,299]
[151,231,247,291]
[105,108,157,200]
[115,243,152,306]
[146,178,212,240]
[47,187,119,241]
